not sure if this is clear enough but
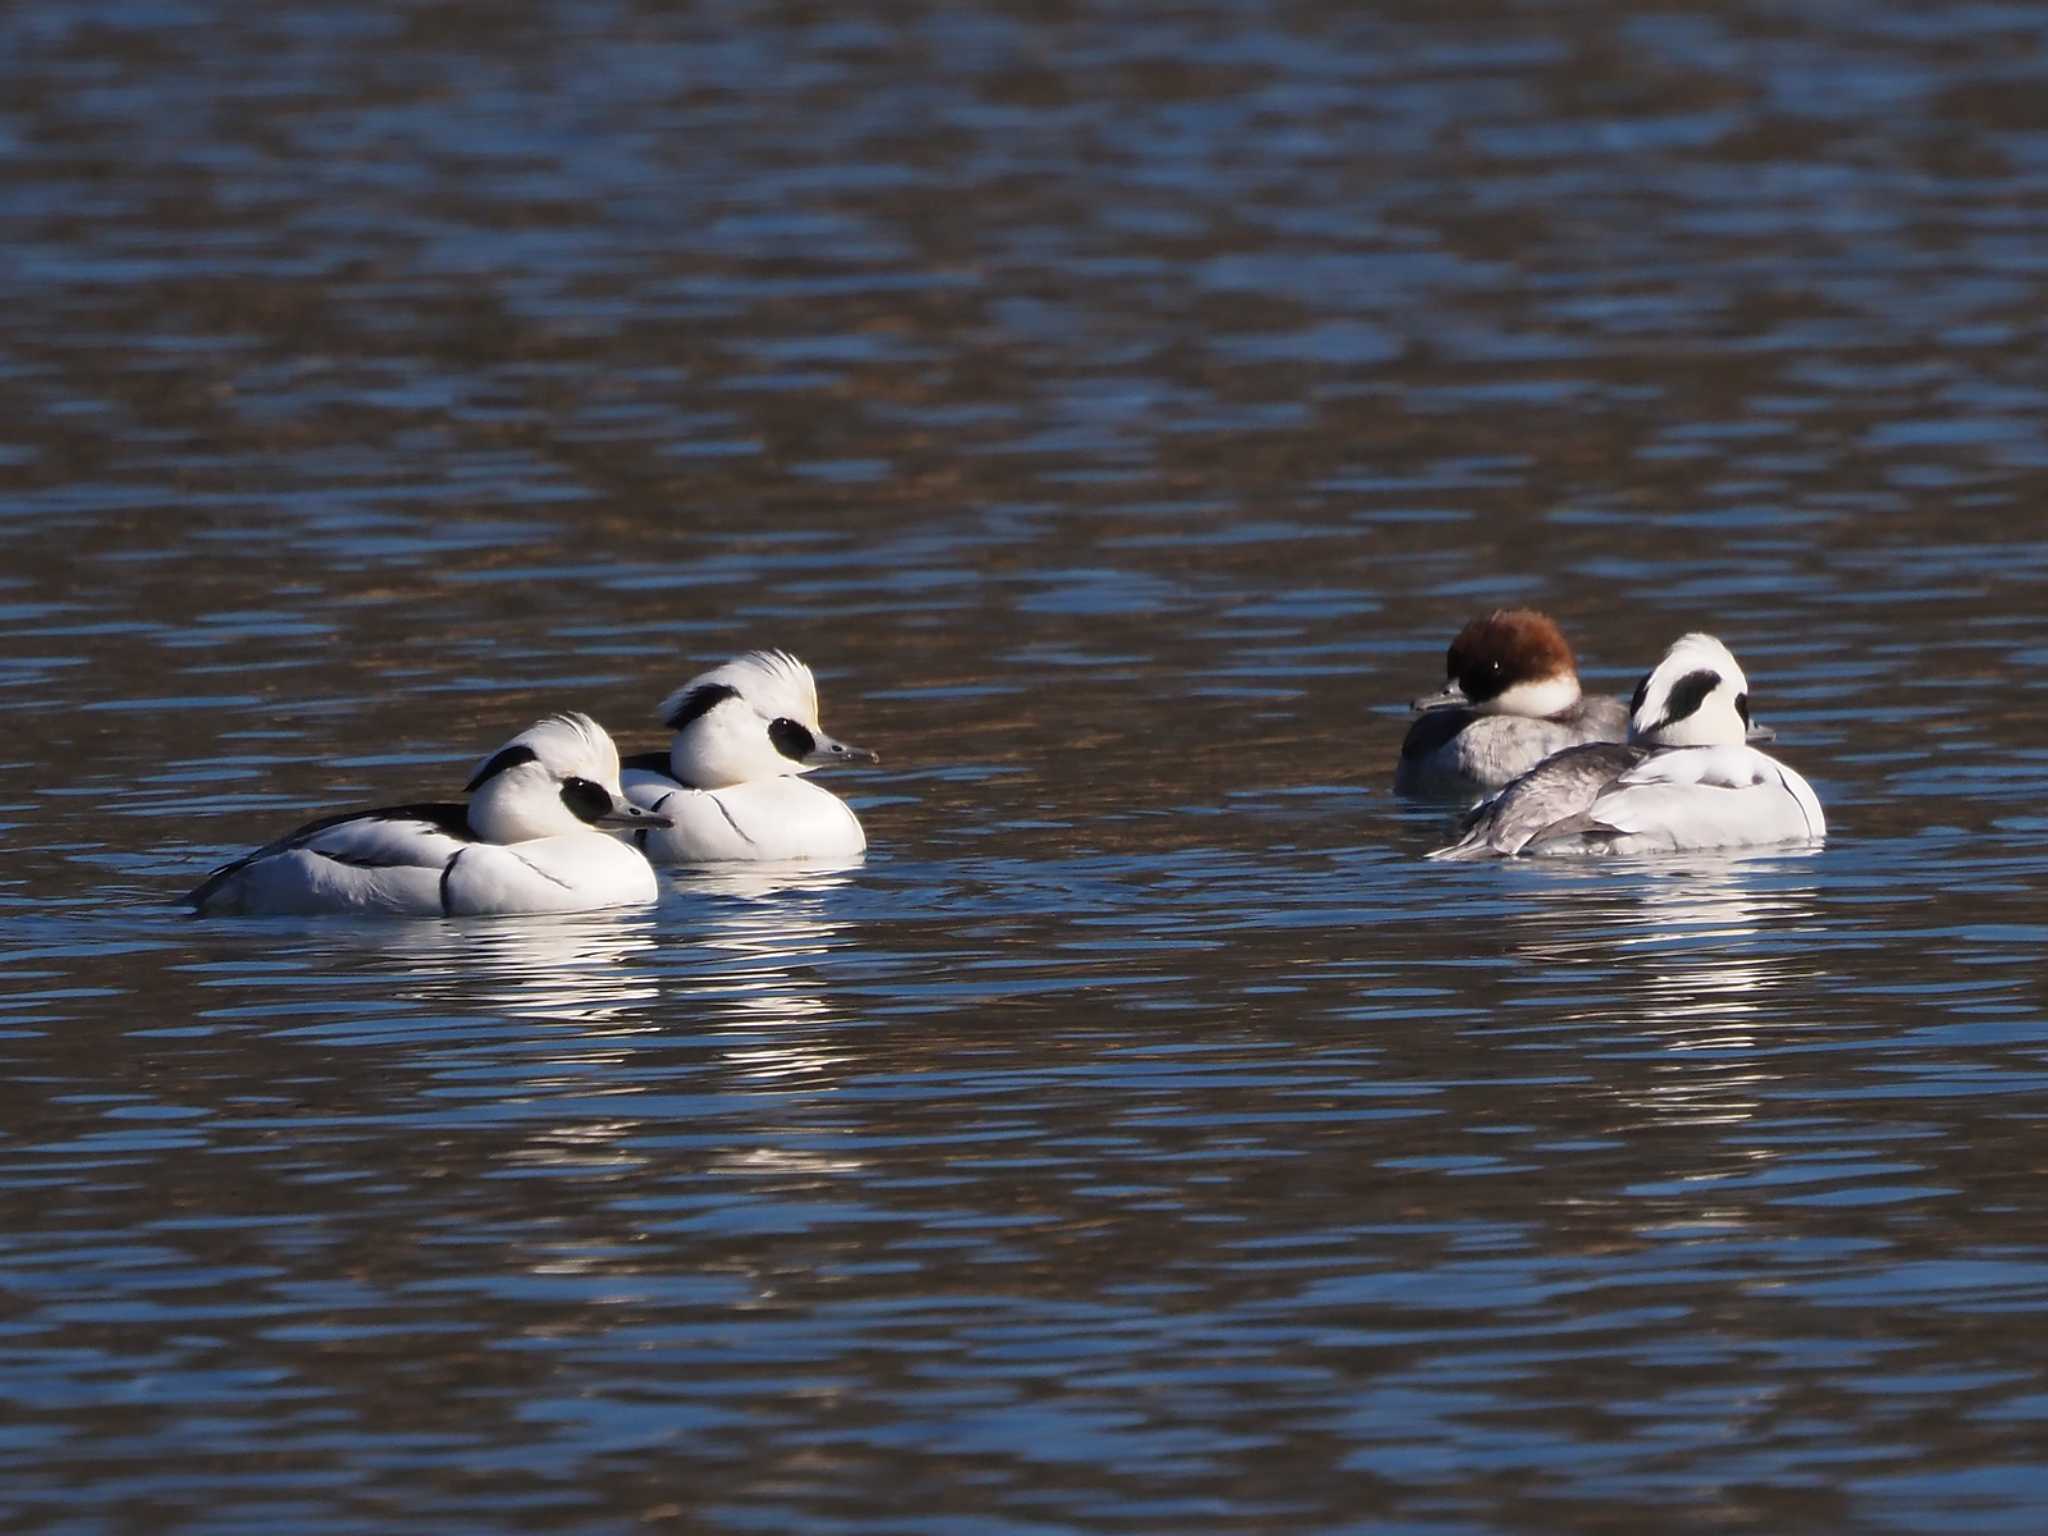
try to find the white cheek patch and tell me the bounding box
[1488,675,1580,719]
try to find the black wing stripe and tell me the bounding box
[465,744,538,793]
[709,794,756,846]
[439,848,466,916]
[663,684,739,732]
[507,851,574,890]
[184,803,474,911]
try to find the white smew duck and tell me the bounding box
[187,713,669,915]
[620,649,875,863]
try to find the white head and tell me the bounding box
[659,649,876,789]
[464,712,670,843]
[1412,609,1583,719]
[1627,633,1757,748]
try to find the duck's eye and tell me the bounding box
[768,718,817,761]
[559,776,614,823]
[1735,692,1752,727]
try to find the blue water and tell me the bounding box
[5,0,2048,1530]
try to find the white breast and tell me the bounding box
[621,771,866,864]
[440,835,660,915]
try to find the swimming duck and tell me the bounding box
[187,713,669,915]
[620,649,875,863]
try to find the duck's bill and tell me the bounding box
[1744,720,1777,745]
[808,734,879,767]
[1411,682,1468,714]
[598,803,674,829]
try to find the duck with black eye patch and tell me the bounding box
[1396,609,1631,799]
[1428,632,1824,860]
[619,649,878,864]
[186,712,672,916]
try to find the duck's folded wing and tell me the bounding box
[187,803,473,909]
[1542,747,1824,849]
[1612,744,1771,791]
[1428,742,1645,859]
[291,806,473,868]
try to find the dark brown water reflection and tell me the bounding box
[5,0,2048,1530]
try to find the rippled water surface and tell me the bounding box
[5,1,2048,1530]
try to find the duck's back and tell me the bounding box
[1523,745,1826,856]
[1399,695,1630,799]
[1428,742,1649,859]
[187,805,473,916]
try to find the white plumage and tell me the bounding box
[188,713,670,917]
[1430,634,1825,859]
[621,649,876,864]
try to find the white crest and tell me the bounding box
[466,712,631,842]
[657,649,819,732]
[651,649,872,790]
[484,711,623,785]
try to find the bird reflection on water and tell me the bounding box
[660,861,862,1055]
[346,863,866,1184]
[661,864,875,1186]
[360,861,861,1036]
[1496,852,1832,1241]
[1502,852,1828,1105]
[366,906,666,1024]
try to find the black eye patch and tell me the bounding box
[1658,668,1722,728]
[768,718,816,761]
[664,682,741,731]
[558,776,614,824]
[465,743,539,793]
[1735,691,1752,727]
[1460,654,1511,703]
